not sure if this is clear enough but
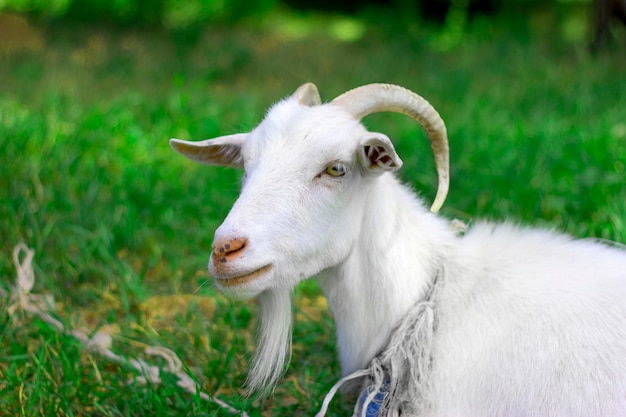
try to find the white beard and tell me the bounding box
[245,287,292,395]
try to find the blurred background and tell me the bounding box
[2,0,625,54]
[1,0,625,416]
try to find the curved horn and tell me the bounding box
[332,83,449,213]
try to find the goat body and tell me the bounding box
[433,223,626,415]
[170,83,626,416]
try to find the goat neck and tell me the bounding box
[316,173,453,375]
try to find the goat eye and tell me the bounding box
[325,162,346,177]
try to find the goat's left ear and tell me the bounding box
[358,133,403,175]
[169,133,247,168]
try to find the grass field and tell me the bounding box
[1,8,625,416]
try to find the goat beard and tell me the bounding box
[245,287,293,395]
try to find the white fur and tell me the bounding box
[171,88,626,415]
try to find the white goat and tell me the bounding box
[170,83,626,416]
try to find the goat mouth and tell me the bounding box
[214,265,272,287]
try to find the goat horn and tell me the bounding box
[293,82,322,106]
[332,83,449,213]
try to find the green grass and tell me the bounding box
[1,8,625,416]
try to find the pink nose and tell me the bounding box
[212,237,248,264]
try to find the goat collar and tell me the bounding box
[316,266,444,417]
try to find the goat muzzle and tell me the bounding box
[212,236,248,264]
[210,236,273,286]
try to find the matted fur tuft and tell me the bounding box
[356,267,442,417]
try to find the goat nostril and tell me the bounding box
[212,237,248,262]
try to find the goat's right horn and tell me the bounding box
[332,83,449,213]
[293,82,322,106]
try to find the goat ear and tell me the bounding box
[358,133,403,175]
[292,82,321,106]
[169,133,246,168]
